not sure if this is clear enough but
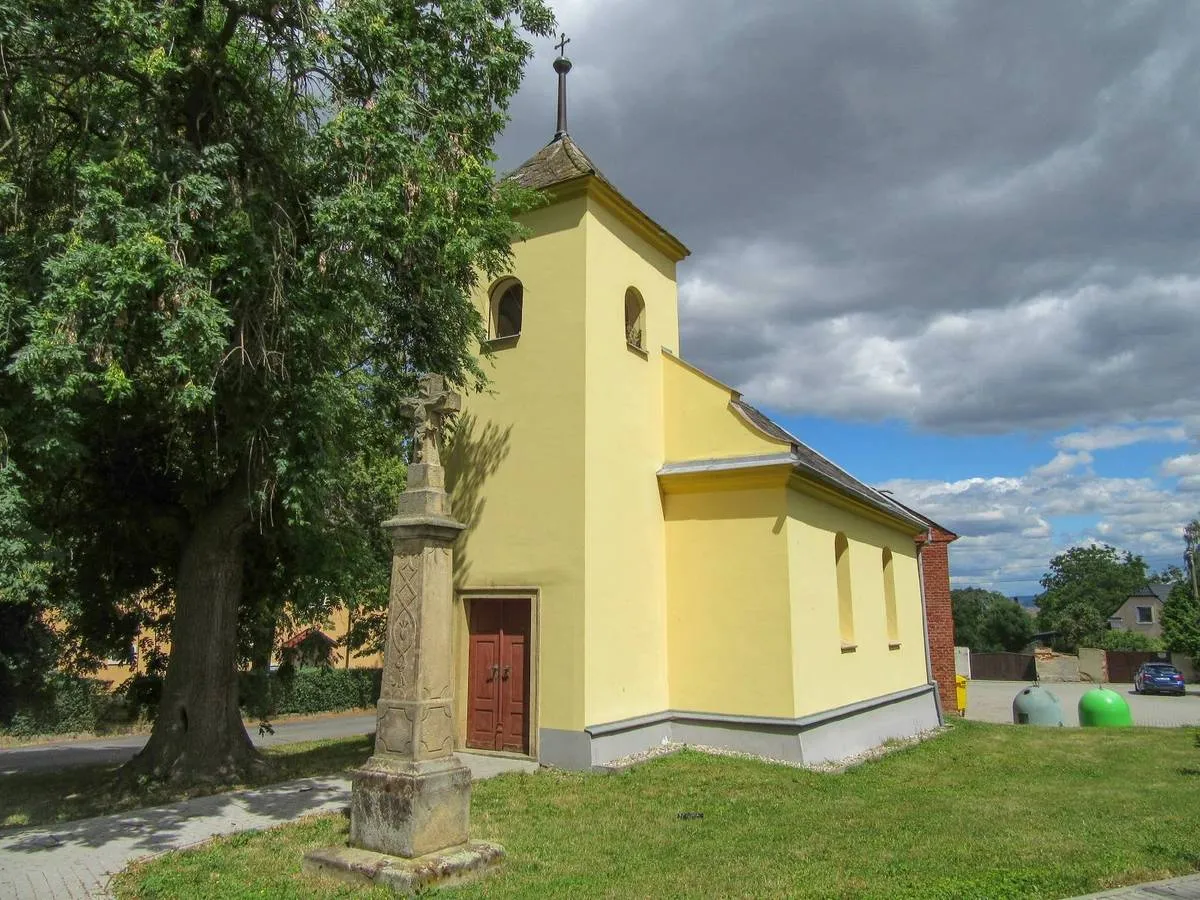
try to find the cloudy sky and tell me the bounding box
[493,0,1200,595]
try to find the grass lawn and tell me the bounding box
[111,722,1200,900]
[0,735,373,829]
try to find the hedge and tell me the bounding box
[1,666,382,738]
[245,666,381,717]
[3,673,114,737]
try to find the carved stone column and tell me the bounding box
[349,458,471,857]
[304,375,503,892]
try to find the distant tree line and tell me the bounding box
[953,518,1200,657]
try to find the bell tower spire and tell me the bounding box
[553,32,571,140]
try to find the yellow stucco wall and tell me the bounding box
[449,196,590,732]
[785,483,927,716]
[663,354,789,462]
[447,175,931,743]
[581,197,676,726]
[664,485,795,717]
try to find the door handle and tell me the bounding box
[502,665,511,680]
[490,664,500,680]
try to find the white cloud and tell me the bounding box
[880,458,1196,591]
[1056,424,1187,452]
[1163,453,1200,493]
[1162,453,1200,476]
[681,270,1200,433]
[1031,451,1092,477]
[498,1,1200,436]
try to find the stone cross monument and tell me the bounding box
[304,374,504,892]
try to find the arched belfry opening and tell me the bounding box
[490,279,523,339]
[624,287,646,349]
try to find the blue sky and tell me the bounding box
[765,413,1193,594]
[493,1,1200,595]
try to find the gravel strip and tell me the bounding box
[601,727,948,774]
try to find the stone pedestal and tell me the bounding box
[350,757,470,858]
[305,375,503,893]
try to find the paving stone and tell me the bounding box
[0,752,535,900]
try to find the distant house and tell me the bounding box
[1107,584,1172,639]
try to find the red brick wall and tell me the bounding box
[919,529,959,715]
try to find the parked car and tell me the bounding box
[1133,662,1186,695]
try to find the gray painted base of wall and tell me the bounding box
[537,683,941,771]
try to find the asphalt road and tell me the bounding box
[963,680,1200,727]
[0,713,377,776]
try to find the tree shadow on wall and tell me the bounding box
[444,411,511,589]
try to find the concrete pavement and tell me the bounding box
[1069,874,1200,898]
[0,751,538,900]
[0,713,377,775]
[963,680,1200,727]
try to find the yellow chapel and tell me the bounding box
[444,50,942,770]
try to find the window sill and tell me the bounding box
[888,641,902,651]
[483,334,520,351]
[626,342,648,359]
[840,643,857,654]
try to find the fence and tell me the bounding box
[1104,650,1168,684]
[968,651,1037,681]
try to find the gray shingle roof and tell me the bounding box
[731,399,927,532]
[507,135,604,191]
[505,135,690,260]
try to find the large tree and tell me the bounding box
[1162,517,1200,658]
[951,587,1032,652]
[0,0,552,781]
[1162,581,1200,658]
[1035,544,1148,651]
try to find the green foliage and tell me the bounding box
[1095,630,1165,652]
[0,599,59,723]
[1162,581,1200,658]
[115,667,382,721]
[1036,545,1149,650]
[0,463,53,607]
[0,0,554,732]
[1151,564,1187,586]
[117,672,166,722]
[243,667,381,717]
[951,587,1033,652]
[2,673,110,737]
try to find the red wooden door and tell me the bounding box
[466,599,530,753]
[467,601,502,750]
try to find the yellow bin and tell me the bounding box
[956,674,968,716]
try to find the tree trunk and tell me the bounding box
[126,482,262,783]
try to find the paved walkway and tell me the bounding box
[1070,873,1200,898]
[964,680,1200,727]
[0,752,537,900]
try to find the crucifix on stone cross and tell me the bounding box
[555,32,570,57]
[400,374,461,468]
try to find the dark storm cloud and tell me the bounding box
[496,0,1200,433]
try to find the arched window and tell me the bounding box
[883,548,899,646]
[624,287,645,350]
[835,532,854,649]
[490,279,523,339]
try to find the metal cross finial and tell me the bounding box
[400,374,461,468]
[552,33,573,138]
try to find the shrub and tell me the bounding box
[3,673,109,737]
[118,673,164,721]
[2,666,381,737]
[238,667,381,718]
[1096,630,1165,652]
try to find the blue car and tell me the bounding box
[1133,662,1186,695]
